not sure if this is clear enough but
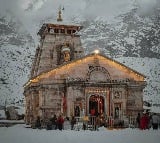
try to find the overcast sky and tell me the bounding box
[0,0,159,37]
[0,0,158,21]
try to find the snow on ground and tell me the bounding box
[0,124,160,143]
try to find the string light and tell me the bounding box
[25,54,145,87]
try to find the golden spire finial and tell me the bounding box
[57,7,63,22]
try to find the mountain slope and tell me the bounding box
[0,14,35,105]
[80,7,160,58]
[0,1,160,106]
[115,57,160,104]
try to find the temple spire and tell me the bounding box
[57,7,63,22]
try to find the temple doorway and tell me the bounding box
[74,105,80,117]
[89,95,104,116]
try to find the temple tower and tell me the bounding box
[30,9,84,77]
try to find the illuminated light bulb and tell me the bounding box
[94,49,99,54]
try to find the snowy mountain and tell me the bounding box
[0,13,35,105]
[0,0,160,107]
[115,57,160,105]
[80,7,160,58]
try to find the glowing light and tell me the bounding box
[24,54,145,87]
[94,50,100,54]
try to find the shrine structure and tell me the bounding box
[24,9,146,125]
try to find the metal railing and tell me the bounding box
[74,115,136,130]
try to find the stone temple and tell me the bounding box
[24,9,146,125]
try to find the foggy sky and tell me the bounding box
[0,0,159,37]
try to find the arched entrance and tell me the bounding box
[74,105,80,117]
[89,95,105,116]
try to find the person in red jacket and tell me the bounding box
[57,115,64,130]
[140,112,149,130]
[91,108,95,116]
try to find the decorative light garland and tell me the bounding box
[24,54,145,87]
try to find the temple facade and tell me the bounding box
[24,10,146,125]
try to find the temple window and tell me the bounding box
[60,29,65,33]
[54,29,59,33]
[50,28,54,33]
[50,49,53,59]
[67,30,71,34]
[115,107,119,118]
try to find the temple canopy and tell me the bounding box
[38,7,82,37]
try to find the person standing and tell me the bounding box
[50,114,57,130]
[95,115,101,130]
[63,117,70,130]
[91,108,95,116]
[46,118,52,130]
[35,116,41,129]
[57,115,64,130]
[136,113,141,128]
[140,112,149,130]
[71,116,76,130]
[151,113,159,130]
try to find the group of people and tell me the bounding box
[35,114,76,130]
[136,112,159,130]
[34,112,159,130]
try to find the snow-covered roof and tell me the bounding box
[0,110,6,119]
[38,22,82,37]
[15,106,25,115]
[61,47,70,52]
[150,107,160,113]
